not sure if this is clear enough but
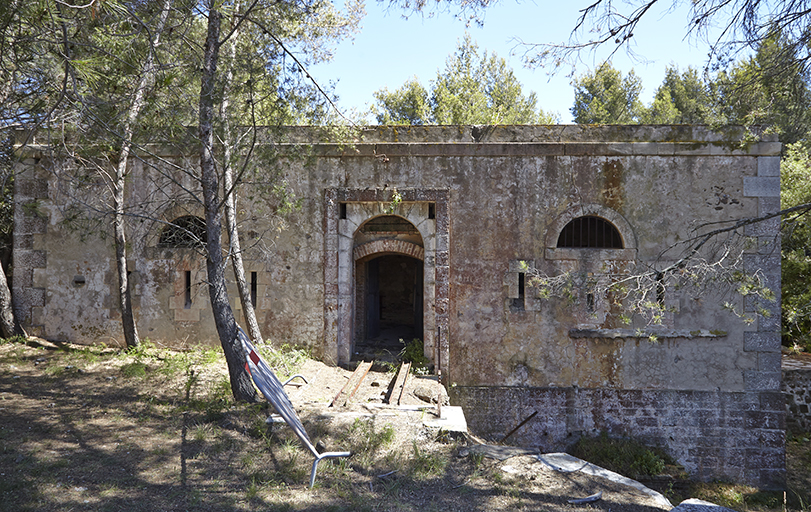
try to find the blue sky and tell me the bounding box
[309,1,718,123]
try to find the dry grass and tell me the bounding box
[0,338,808,511]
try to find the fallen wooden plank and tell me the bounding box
[384,361,411,405]
[331,361,372,407]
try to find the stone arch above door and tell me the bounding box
[323,188,449,374]
[354,240,425,262]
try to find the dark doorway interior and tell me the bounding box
[355,254,423,361]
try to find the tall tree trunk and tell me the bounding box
[113,0,172,348]
[0,134,25,339]
[219,3,264,343]
[0,262,25,338]
[199,6,258,403]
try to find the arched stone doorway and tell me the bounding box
[353,224,425,359]
[323,188,449,374]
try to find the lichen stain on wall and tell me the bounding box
[601,159,625,212]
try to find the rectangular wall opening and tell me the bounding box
[184,270,192,309]
[250,271,258,308]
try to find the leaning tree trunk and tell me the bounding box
[112,0,172,348]
[219,4,264,344]
[0,264,25,338]
[199,6,258,403]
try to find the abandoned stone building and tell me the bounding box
[13,125,783,487]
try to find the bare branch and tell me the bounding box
[520,0,811,76]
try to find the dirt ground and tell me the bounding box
[0,339,805,511]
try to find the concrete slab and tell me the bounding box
[537,452,673,510]
[461,444,539,461]
[422,405,468,434]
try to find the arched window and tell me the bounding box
[158,216,207,248]
[557,215,623,249]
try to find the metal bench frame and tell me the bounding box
[239,329,351,488]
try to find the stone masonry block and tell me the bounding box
[744,371,782,392]
[19,287,46,308]
[743,253,780,271]
[758,156,781,177]
[16,250,46,269]
[13,268,32,288]
[745,410,785,430]
[745,335,778,360]
[13,233,33,250]
[18,214,47,234]
[758,352,782,372]
[758,312,781,332]
[758,428,786,448]
[744,216,780,237]
[743,177,780,197]
[760,196,781,215]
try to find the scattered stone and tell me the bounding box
[413,384,449,405]
[671,498,738,512]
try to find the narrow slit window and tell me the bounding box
[510,271,526,312]
[557,216,623,249]
[339,203,347,219]
[428,203,436,219]
[184,270,192,309]
[250,271,258,309]
[518,272,525,299]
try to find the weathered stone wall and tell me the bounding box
[784,368,811,432]
[451,386,785,489]
[13,125,783,487]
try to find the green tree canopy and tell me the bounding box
[571,62,643,124]
[713,28,811,144]
[782,141,811,349]
[373,77,431,125]
[373,34,557,125]
[642,66,714,124]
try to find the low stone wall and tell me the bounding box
[783,368,811,432]
[451,386,785,489]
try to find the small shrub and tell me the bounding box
[399,338,430,374]
[568,432,672,477]
[259,342,309,380]
[123,340,157,359]
[120,361,148,378]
